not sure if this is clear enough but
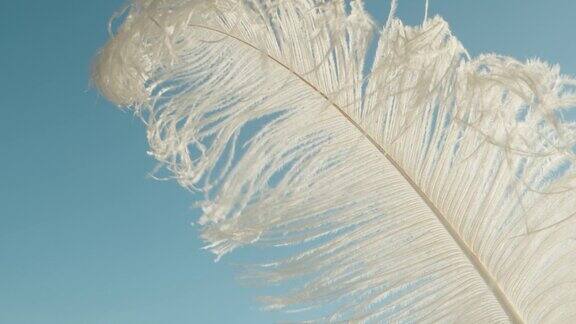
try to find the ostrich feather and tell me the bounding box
[92,0,576,322]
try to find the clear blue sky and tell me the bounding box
[1,1,575,323]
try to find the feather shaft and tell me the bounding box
[188,22,524,323]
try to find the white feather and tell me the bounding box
[92,0,576,322]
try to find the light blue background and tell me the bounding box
[1,1,575,323]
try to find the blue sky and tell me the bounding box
[1,1,575,323]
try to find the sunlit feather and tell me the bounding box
[92,1,576,322]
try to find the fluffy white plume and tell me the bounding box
[93,0,576,322]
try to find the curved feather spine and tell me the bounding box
[187,21,524,324]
